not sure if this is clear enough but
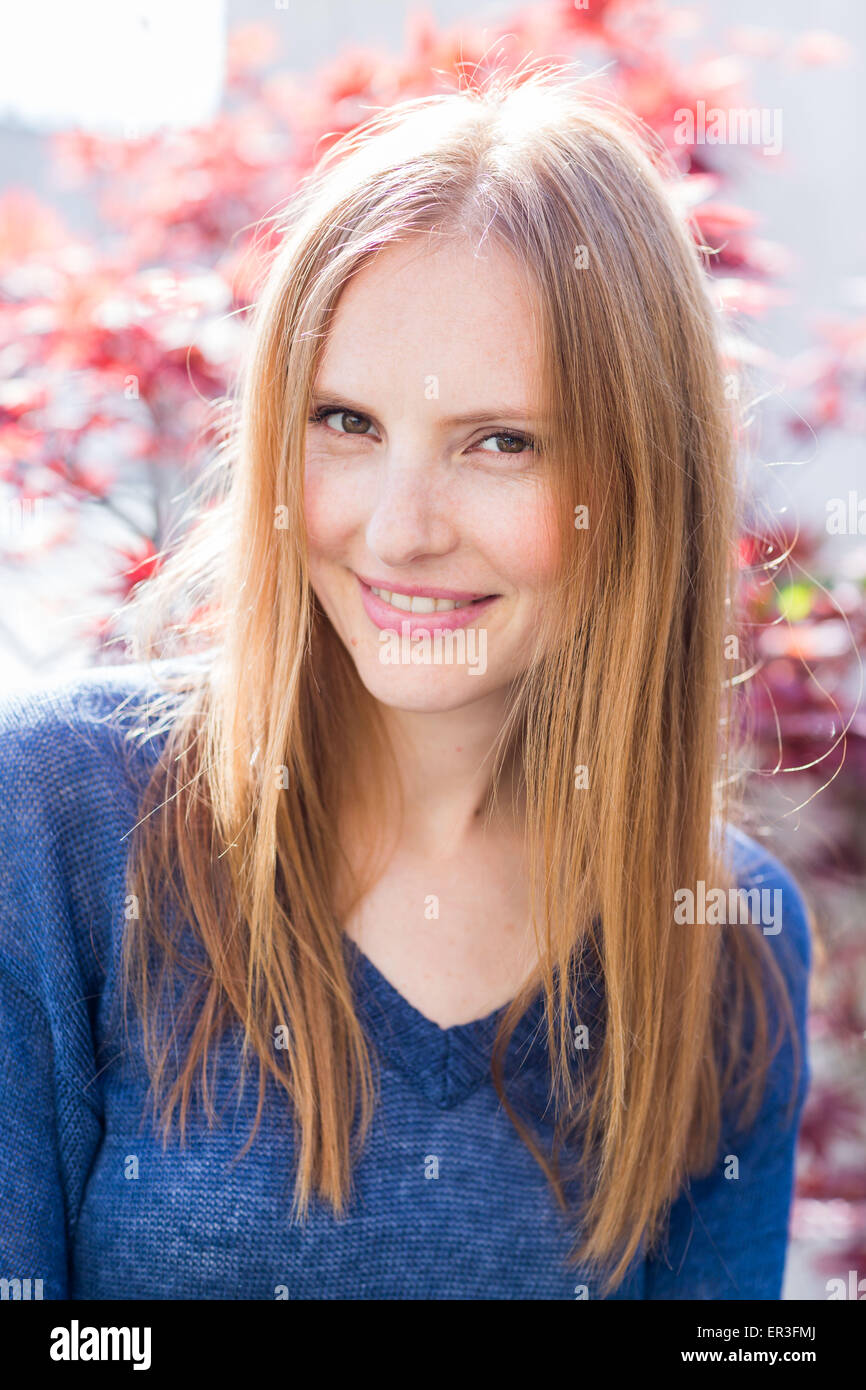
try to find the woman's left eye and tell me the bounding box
[477,432,535,455]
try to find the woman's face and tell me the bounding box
[303,235,560,713]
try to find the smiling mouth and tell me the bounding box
[367,584,495,614]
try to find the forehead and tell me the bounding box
[315,235,544,410]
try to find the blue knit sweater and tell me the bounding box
[0,661,811,1300]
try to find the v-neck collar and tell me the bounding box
[342,933,596,1111]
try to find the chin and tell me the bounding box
[353,661,497,713]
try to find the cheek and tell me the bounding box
[485,487,561,595]
[303,458,362,556]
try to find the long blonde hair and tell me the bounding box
[118,67,803,1294]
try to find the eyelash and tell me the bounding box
[307,405,537,456]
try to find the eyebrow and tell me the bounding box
[310,389,541,428]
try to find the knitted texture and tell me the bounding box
[0,662,811,1300]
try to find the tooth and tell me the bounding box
[370,585,478,612]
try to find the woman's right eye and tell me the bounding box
[310,407,377,437]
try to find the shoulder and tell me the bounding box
[0,657,199,1004]
[0,656,187,757]
[0,658,152,816]
[0,655,206,806]
[725,823,812,974]
[0,653,205,870]
[722,823,812,1114]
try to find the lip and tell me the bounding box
[354,572,493,603]
[355,574,500,633]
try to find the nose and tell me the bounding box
[364,452,460,567]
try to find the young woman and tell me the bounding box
[0,70,810,1300]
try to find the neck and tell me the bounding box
[375,691,523,857]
